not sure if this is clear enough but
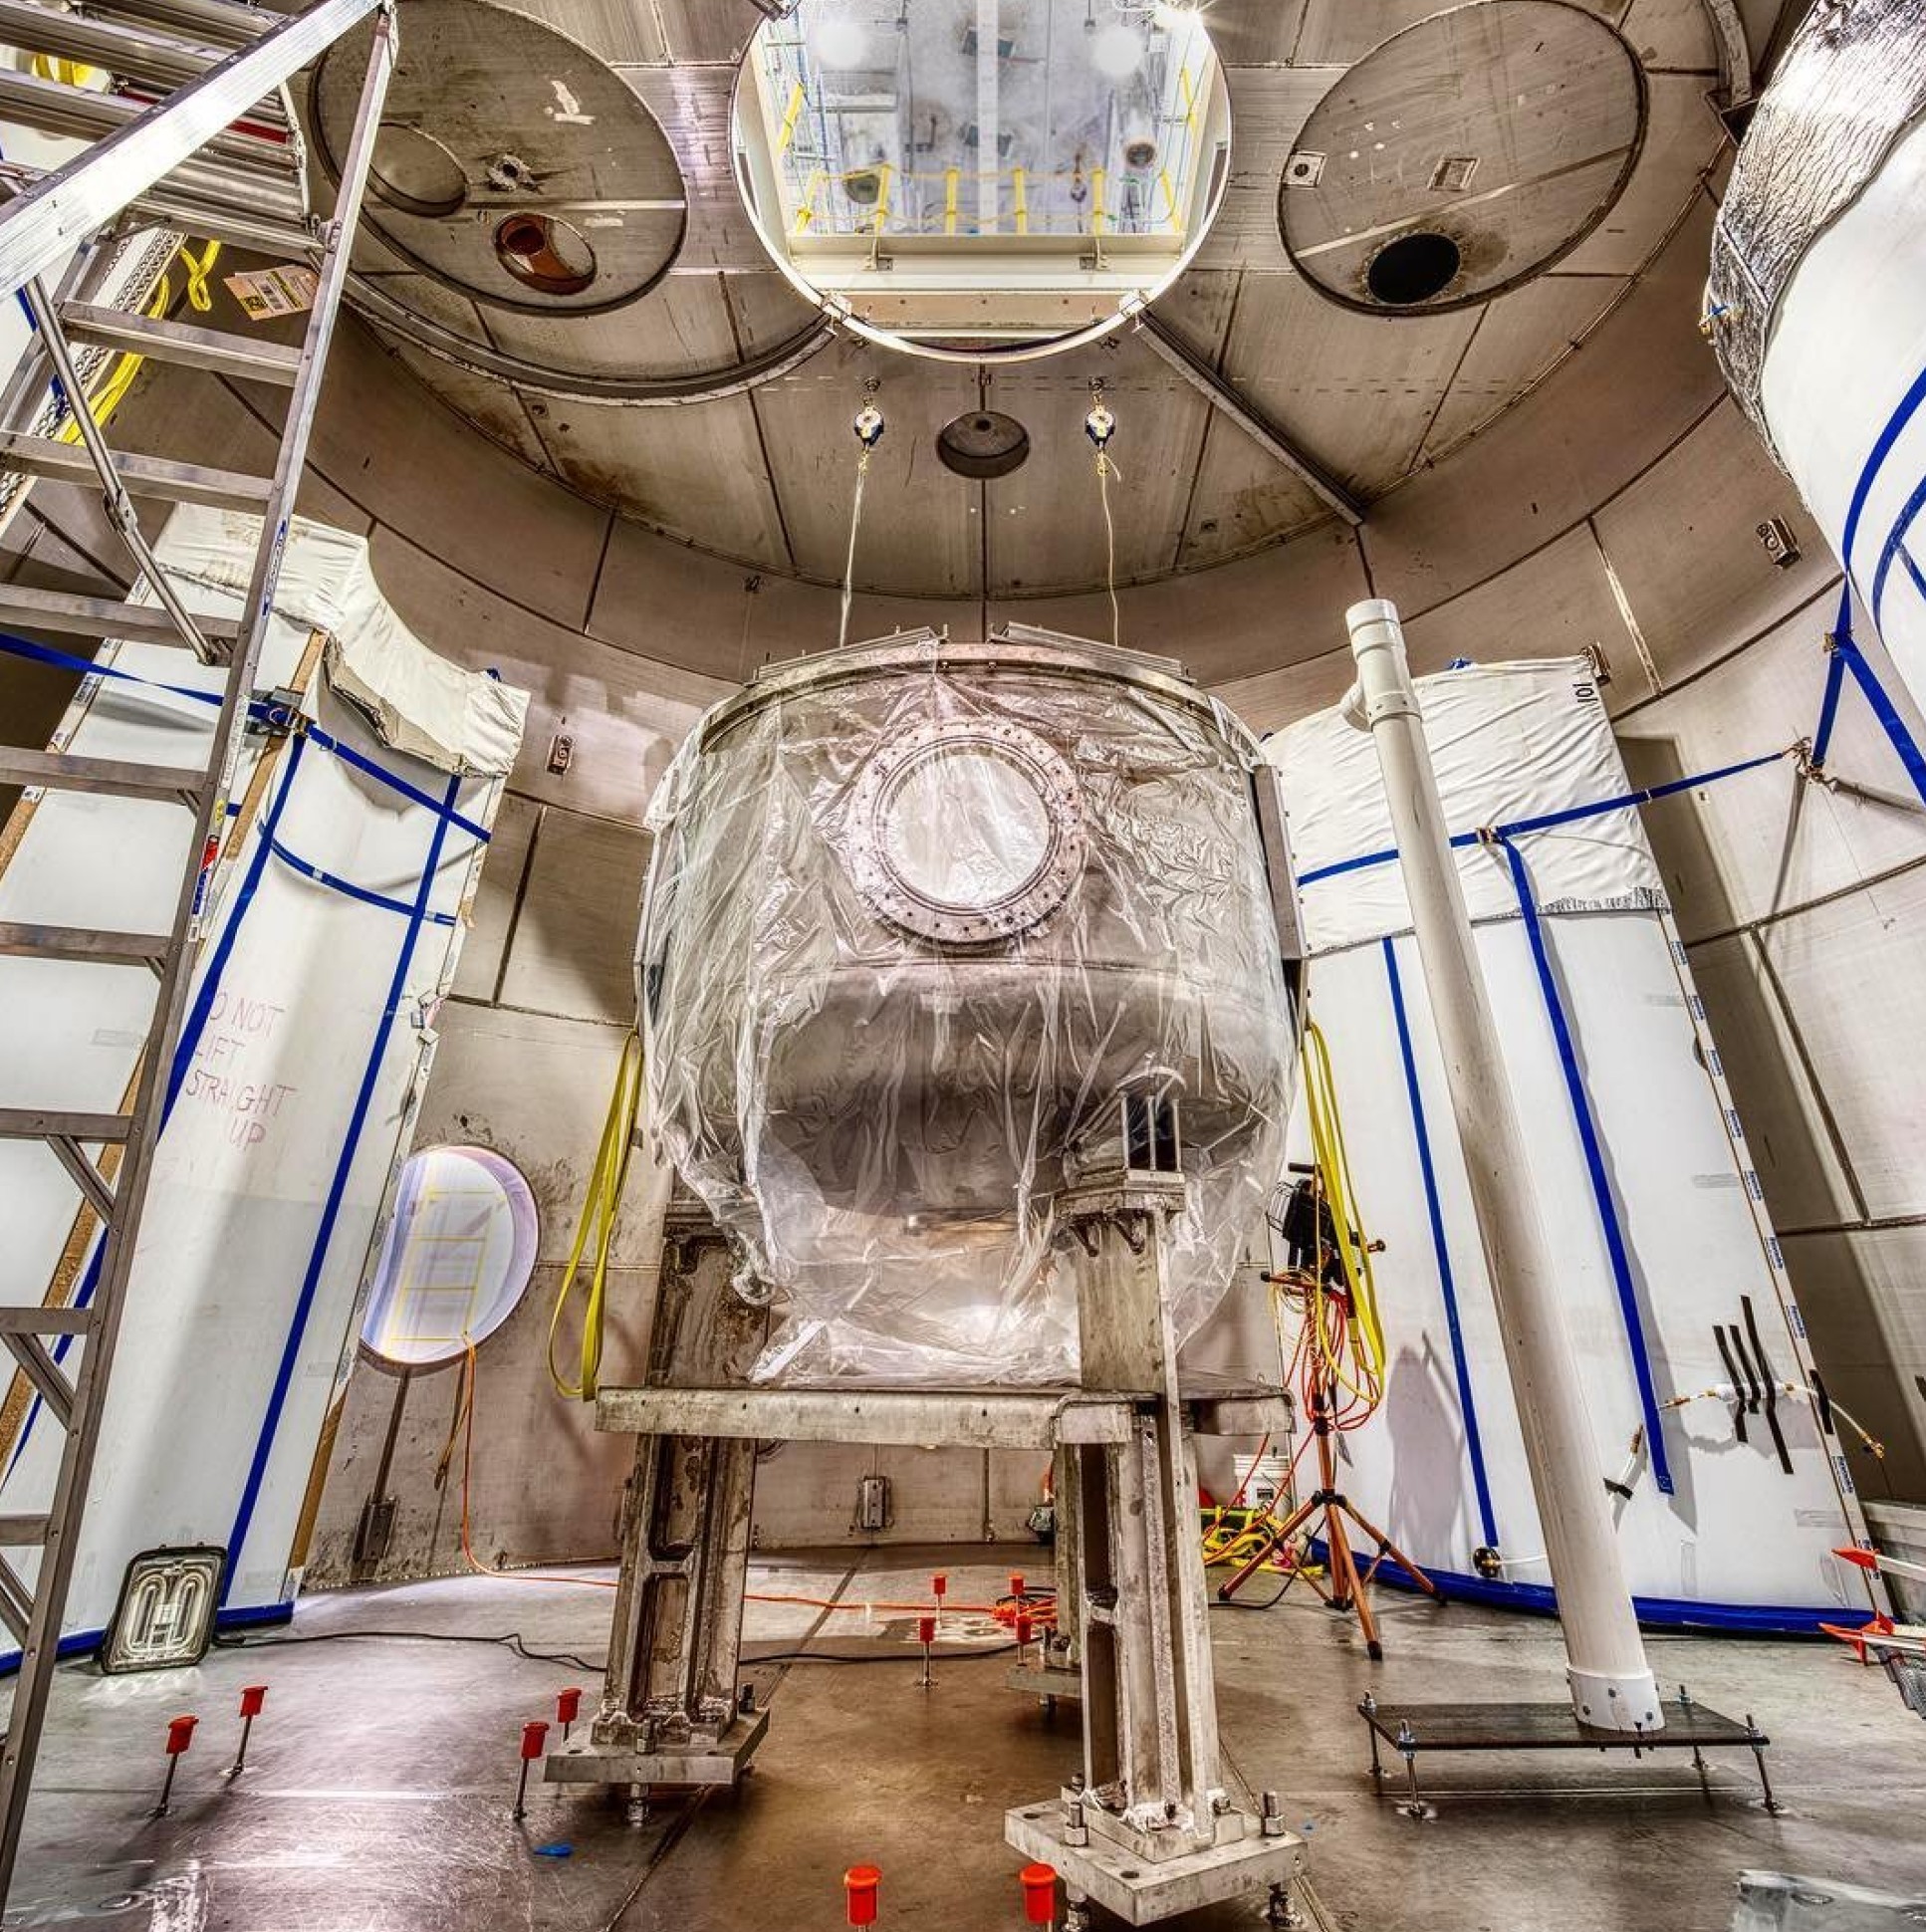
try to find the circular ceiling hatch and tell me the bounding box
[733,0,1233,362]
[1280,0,1645,317]
[310,0,687,317]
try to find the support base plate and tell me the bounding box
[545,1709,769,1789]
[1005,1802,1307,1927]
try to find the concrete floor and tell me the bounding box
[4,1551,1923,1931]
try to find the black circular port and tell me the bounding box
[1366,230,1462,307]
[493,212,598,296]
[936,409,1032,480]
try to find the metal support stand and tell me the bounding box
[578,1153,1305,1924]
[548,1197,770,1795]
[1005,1170,1308,1925]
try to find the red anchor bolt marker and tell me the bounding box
[152,1714,197,1817]
[844,1865,881,1926]
[226,1686,268,1780]
[556,1686,582,1743]
[1022,1862,1060,1927]
[513,1719,549,1820]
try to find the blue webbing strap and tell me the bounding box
[1811,585,1854,771]
[1841,362,1926,572]
[1381,934,1501,1549]
[1298,747,1791,888]
[1821,595,1926,810]
[1498,838,1674,1494]
[222,769,461,1593]
[0,628,492,844]
[265,833,457,927]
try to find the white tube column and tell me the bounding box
[1344,599,1661,1735]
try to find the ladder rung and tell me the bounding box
[0,1306,95,1336]
[88,0,279,49]
[0,1107,132,1141]
[0,157,317,262]
[0,583,239,649]
[0,0,229,92]
[0,1518,50,1548]
[0,68,300,179]
[0,921,171,964]
[60,301,302,384]
[0,746,205,802]
[0,431,273,511]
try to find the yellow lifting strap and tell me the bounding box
[548,1028,644,1403]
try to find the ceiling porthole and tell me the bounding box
[360,1144,540,1369]
[369,123,468,219]
[936,411,1032,480]
[1366,231,1463,307]
[493,213,599,297]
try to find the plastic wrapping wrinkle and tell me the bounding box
[638,630,1295,1387]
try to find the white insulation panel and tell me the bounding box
[0,511,527,1643]
[1268,659,1876,1627]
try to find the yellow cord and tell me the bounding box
[548,1029,645,1402]
[1300,1017,1387,1406]
[54,238,222,445]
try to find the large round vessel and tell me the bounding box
[637,624,1296,1386]
[1708,0,1926,701]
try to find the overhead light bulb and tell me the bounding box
[1091,21,1144,79]
[815,16,868,67]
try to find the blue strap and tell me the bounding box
[266,833,457,927]
[223,769,461,1593]
[1499,839,1674,1494]
[1811,585,1854,770]
[1869,469,1926,635]
[1381,935,1501,1550]
[0,628,492,844]
[1832,639,1926,809]
[1841,362,1926,573]
[1298,748,1790,888]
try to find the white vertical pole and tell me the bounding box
[1344,598,1662,1735]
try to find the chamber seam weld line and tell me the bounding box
[1,731,309,1487]
[0,629,493,843]
[222,768,461,1598]
[1380,933,1501,1550]
[1822,593,1926,807]
[1498,837,1674,1495]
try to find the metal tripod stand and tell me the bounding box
[1215,1299,1440,1657]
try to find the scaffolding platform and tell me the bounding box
[1357,1692,1778,1816]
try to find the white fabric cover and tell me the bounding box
[1268,656,1663,953]
[154,507,527,776]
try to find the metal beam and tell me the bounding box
[1136,311,1365,529]
[595,1385,1144,1449]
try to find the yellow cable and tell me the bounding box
[54,238,221,446]
[1301,1017,1386,1405]
[548,1029,645,1402]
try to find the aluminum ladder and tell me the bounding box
[0,0,394,1896]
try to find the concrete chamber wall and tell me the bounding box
[3,164,1921,1580]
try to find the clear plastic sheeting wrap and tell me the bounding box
[638,627,1295,1387]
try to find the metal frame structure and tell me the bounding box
[565,1153,1310,1929]
[0,0,395,1897]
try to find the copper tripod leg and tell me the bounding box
[1325,1506,1383,1659]
[1217,1491,1318,1599]
[1340,1498,1442,1599]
